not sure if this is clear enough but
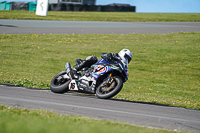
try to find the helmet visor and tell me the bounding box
[124,54,132,63]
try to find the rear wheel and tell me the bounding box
[50,71,71,93]
[96,76,123,99]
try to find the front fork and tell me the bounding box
[108,72,113,83]
[102,72,113,87]
[65,62,73,80]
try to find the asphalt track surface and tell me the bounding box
[0,19,200,34]
[1,20,200,132]
[0,85,200,132]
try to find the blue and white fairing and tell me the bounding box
[90,59,127,80]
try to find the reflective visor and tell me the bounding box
[124,54,132,63]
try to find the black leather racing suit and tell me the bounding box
[74,55,98,71]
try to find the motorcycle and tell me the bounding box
[50,56,128,99]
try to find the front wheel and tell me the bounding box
[96,76,123,99]
[50,71,71,93]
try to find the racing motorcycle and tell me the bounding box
[50,57,128,99]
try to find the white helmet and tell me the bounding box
[118,49,132,64]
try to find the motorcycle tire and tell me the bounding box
[50,71,71,93]
[96,76,123,99]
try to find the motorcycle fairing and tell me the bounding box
[91,65,118,79]
[96,59,109,64]
[69,79,90,91]
[91,59,128,82]
[68,76,95,93]
[69,80,79,91]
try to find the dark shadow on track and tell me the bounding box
[61,91,179,109]
[62,91,198,110]
[0,83,48,90]
[0,24,17,27]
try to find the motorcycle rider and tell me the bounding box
[74,49,132,75]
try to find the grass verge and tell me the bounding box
[0,33,200,109]
[0,105,180,133]
[0,10,200,22]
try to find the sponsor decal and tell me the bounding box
[91,73,99,79]
[93,65,108,75]
[81,80,88,85]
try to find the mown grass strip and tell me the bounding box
[0,10,200,22]
[0,105,179,133]
[0,33,199,109]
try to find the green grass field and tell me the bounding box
[0,10,200,22]
[0,33,199,109]
[0,105,177,133]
